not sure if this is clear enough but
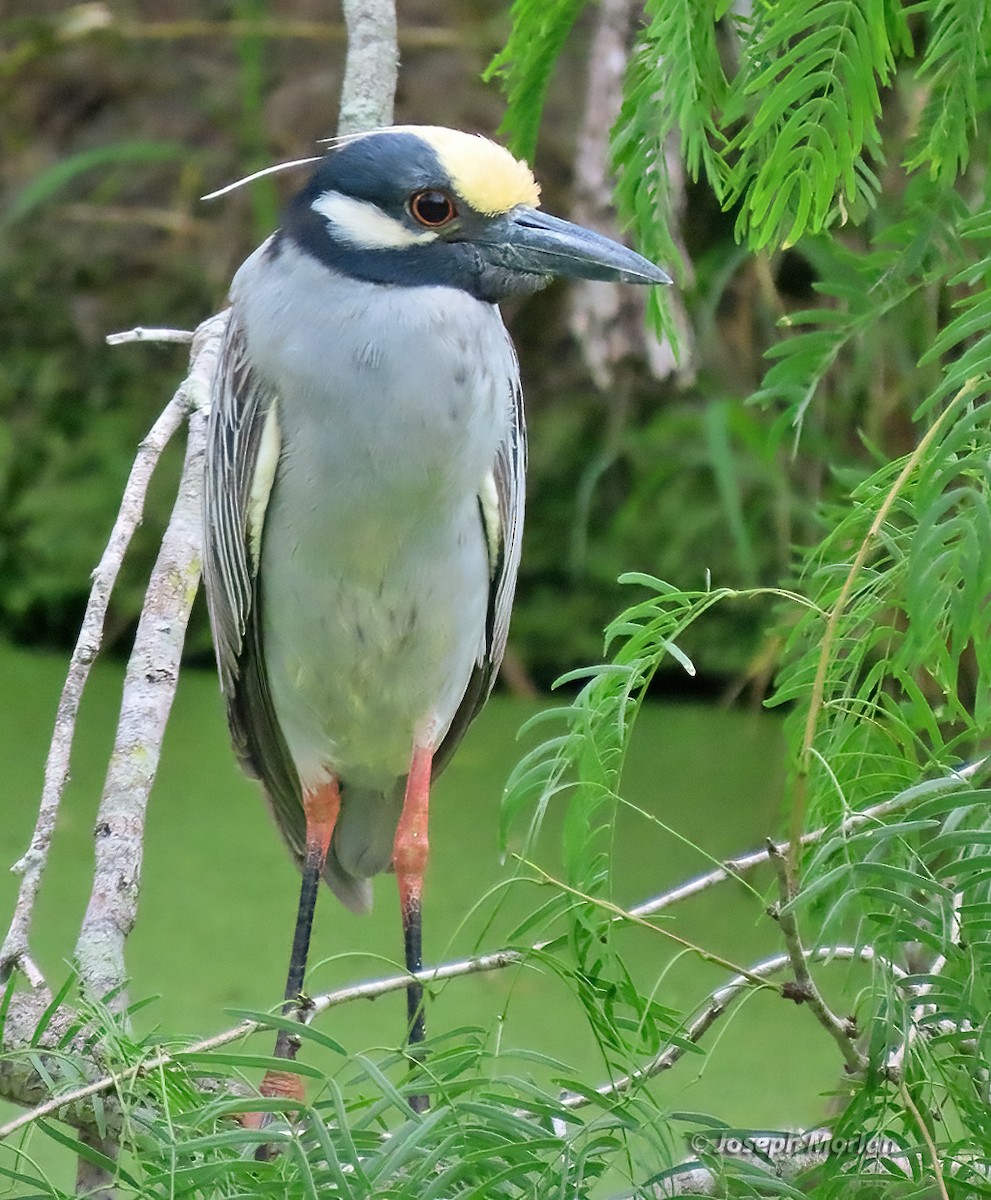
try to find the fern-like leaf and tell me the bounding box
[484,0,589,161]
[905,0,991,184]
[725,0,910,248]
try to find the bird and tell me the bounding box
[202,124,669,1113]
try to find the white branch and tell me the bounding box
[72,315,225,1007]
[0,931,914,1141]
[628,773,983,921]
[559,944,903,1111]
[567,0,690,388]
[2,754,977,1133]
[105,327,194,345]
[0,383,191,987]
[338,0,398,136]
[0,948,520,1141]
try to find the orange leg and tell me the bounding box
[248,780,340,1145]
[394,744,432,1111]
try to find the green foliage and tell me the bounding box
[0,241,203,649]
[905,0,991,183]
[0,20,255,653]
[492,0,991,682]
[484,2,991,1191]
[1,142,190,231]
[496,0,990,258]
[484,0,588,162]
[723,0,909,249]
[770,381,991,818]
[4,2,991,1194]
[0,1016,657,1198]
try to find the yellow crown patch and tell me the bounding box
[371,125,541,216]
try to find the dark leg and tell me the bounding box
[246,780,340,1147]
[393,744,432,1113]
[402,896,426,1045]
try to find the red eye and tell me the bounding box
[409,189,457,227]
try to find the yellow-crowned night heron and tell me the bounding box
[202,125,669,1111]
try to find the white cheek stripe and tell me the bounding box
[312,191,439,250]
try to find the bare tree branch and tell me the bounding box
[338,0,398,136]
[524,860,772,984]
[0,372,192,989]
[568,0,691,390]
[105,327,194,345]
[72,315,225,1008]
[0,990,142,1141]
[53,10,454,47]
[0,948,520,1141]
[768,840,867,1074]
[560,944,905,1112]
[0,910,921,1143]
[0,938,886,1143]
[628,767,985,921]
[1,867,969,1152]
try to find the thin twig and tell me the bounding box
[524,861,772,987]
[885,888,964,1082]
[0,902,953,1140]
[105,327,194,345]
[768,841,867,1074]
[72,315,225,1008]
[0,389,191,987]
[0,949,521,1141]
[790,378,981,865]
[13,956,45,991]
[0,937,911,1141]
[61,205,203,236]
[58,13,455,46]
[900,1081,950,1200]
[559,944,904,1110]
[627,786,952,921]
[628,759,985,922]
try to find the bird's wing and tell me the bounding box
[203,308,307,861]
[433,360,527,777]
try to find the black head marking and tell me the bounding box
[280,132,551,302]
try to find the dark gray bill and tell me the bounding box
[474,206,671,286]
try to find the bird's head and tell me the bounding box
[280,126,671,302]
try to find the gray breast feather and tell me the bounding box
[202,247,527,913]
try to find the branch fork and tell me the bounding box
[767,839,868,1075]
